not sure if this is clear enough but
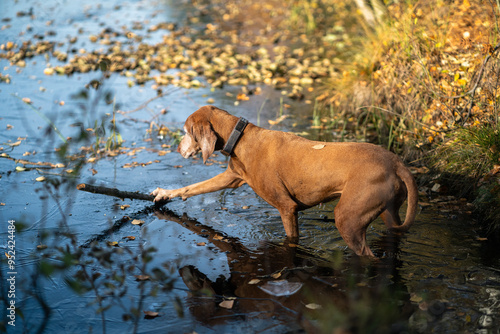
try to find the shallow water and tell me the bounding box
[1,1,499,333]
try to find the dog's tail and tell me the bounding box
[391,162,419,232]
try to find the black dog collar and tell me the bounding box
[221,117,248,156]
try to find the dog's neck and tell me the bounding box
[212,113,245,151]
[220,117,248,156]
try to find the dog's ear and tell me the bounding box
[192,122,217,164]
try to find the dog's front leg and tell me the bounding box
[151,170,244,202]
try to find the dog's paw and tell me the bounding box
[151,187,176,202]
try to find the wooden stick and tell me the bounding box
[76,183,159,202]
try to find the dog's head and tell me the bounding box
[177,106,219,164]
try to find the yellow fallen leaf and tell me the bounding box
[305,303,322,310]
[268,115,288,125]
[120,204,130,210]
[131,219,145,226]
[236,93,250,101]
[197,242,206,246]
[22,97,32,104]
[143,310,159,319]
[15,166,26,172]
[35,176,46,182]
[107,241,119,247]
[124,236,136,240]
[271,272,282,279]
[248,279,261,285]
[213,234,224,241]
[312,144,325,150]
[9,141,22,147]
[219,300,234,309]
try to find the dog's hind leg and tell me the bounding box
[333,189,385,257]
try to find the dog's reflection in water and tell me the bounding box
[154,209,412,331]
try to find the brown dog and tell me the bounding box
[151,106,418,256]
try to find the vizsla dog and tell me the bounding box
[152,106,418,256]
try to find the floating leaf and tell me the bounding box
[258,280,303,297]
[120,204,130,210]
[271,272,282,279]
[131,219,145,226]
[197,242,206,246]
[9,141,22,147]
[135,275,151,281]
[123,236,136,240]
[143,310,159,319]
[305,303,322,310]
[248,279,261,285]
[219,300,235,309]
[236,93,250,101]
[35,176,46,182]
[15,166,26,172]
[268,115,288,125]
[107,241,119,247]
